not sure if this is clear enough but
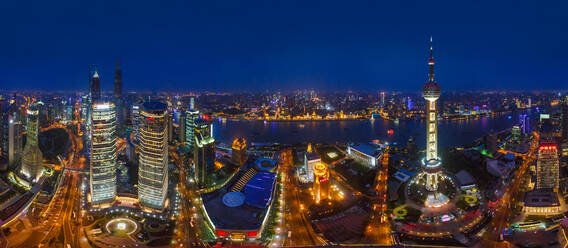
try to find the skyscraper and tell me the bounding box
[520,114,531,135]
[194,118,215,188]
[178,110,186,143]
[8,115,23,166]
[91,71,101,103]
[562,101,568,140]
[113,60,124,129]
[167,111,173,143]
[536,143,559,190]
[90,102,117,205]
[138,102,169,210]
[113,60,122,99]
[131,103,141,143]
[20,105,43,183]
[0,102,7,161]
[421,37,443,192]
[185,97,199,148]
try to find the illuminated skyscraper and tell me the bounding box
[90,102,117,205]
[194,118,215,188]
[91,71,101,102]
[138,102,169,210]
[536,143,559,190]
[20,105,43,183]
[520,114,531,135]
[131,103,141,142]
[422,37,443,192]
[185,97,199,148]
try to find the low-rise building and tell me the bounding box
[346,144,383,168]
[523,188,560,215]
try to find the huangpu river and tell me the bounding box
[212,110,537,149]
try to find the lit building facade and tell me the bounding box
[313,162,330,203]
[20,105,43,183]
[90,102,118,205]
[231,137,247,166]
[346,144,382,168]
[536,143,559,190]
[421,37,443,192]
[185,98,199,148]
[138,102,169,210]
[194,118,215,189]
[131,104,141,143]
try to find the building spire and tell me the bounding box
[428,36,435,83]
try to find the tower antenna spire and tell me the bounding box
[428,36,435,83]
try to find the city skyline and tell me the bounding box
[1,2,568,248]
[2,1,568,91]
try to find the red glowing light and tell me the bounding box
[539,145,557,151]
[319,178,329,183]
[247,231,258,237]
[202,114,211,121]
[387,129,394,135]
[216,230,226,236]
[145,117,155,121]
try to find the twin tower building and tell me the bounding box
[89,64,172,212]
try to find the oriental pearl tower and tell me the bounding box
[422,37,443,192]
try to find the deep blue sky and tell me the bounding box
[1,0,567,92]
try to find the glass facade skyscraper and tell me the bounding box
[131,104,141,143]
[194,118,214,188]
[21,105,43,183]
[138,102,169,210]
[90,102,117,205]
[8,115,23,166]
[185,98,199,149]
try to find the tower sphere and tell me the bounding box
[422,82,441,101]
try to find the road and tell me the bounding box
[363,148,394,245]
[279,149,326,247]
[477,132,539,248]
[171,148,207,247]
[14,124,87,248]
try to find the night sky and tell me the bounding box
[1,0,567,92]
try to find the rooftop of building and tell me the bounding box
[306,151,321,161]
[524,188,559,207]
[349,143,382,157]
[142,101,167,113]
[202,157,278,231]
[455,170,476,186]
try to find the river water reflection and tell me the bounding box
[213,112,527,149]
